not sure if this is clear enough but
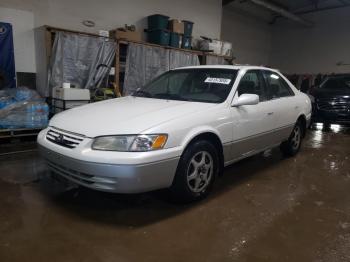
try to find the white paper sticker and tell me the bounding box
[204,77,231,85]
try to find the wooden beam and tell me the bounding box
[45,25,114,39]
[117,39,204,55]
[114,41,121,97]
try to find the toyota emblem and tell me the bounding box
[57,134,64,143]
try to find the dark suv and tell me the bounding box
[312,74,350,124]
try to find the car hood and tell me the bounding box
[313,88,350,99]
[50,96,216,137]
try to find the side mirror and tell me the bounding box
[232,94,259,107]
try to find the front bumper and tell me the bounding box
[313,109,350,124]
[39,145,180,194]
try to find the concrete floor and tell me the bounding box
[0,124,349,262]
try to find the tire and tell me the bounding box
[169,140,220,203]
[280,120,304,157]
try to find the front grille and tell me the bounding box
[46,128,84,149]
[317,98,350,112]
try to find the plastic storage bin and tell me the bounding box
[181,36,192,49]
[182,20,194,37]
[169,32,180,48]
[148,14,170,30]
[148,29,170,46]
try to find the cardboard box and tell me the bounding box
[110,29,142,42]
[169,19,184,34]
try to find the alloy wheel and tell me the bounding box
[186,151,213,193]
[291,125,301,151]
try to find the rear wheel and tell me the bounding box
[280,120,303,157]
[169,140,219,203]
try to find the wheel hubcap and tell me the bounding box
[291,126,301,150]
[186,151,213,193]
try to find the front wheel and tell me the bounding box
[280,120,303,157]
[169,140,219,203]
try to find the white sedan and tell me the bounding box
[37,65,312,202]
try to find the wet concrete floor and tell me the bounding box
[0,124,349,262]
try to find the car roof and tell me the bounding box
[173,64,279,72]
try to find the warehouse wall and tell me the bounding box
[0,0,221,77]
[0,7,36,73]
[221,7,272,65]
[0,0,222,44]
[269,7,350,74]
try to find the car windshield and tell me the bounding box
[320,76,350,91]
[132,69,238,103]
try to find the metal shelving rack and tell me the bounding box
[37,25,234,97]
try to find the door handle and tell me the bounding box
[267,112,274,116]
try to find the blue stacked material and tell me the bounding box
[0,87,49,129]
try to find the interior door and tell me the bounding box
[229,70,277,160]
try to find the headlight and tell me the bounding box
[92,136,136,151]
[92,134,168,152]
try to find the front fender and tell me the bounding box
[180,126,222,149]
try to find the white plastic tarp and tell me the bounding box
[206,55,228,65]
[123,43,200,95]
[48,32,116,97]
[169,50,200,69]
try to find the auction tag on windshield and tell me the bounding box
[204,77,231,85]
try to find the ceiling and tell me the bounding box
[224,0,350,24]
[271,0,350,12]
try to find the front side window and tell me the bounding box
[262,71,294,99]
[132,69,238,103]
[237,70,266,101]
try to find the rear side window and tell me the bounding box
[262,71,294,100]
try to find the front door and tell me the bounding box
[229,70,277,160]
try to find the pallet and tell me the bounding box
[0,128,43,139]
